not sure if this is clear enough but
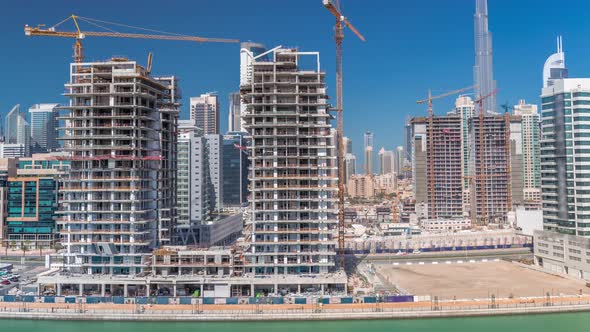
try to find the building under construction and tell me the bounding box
[412,112,523,224]
[57,58,179,275]
[411,115,464,219]
[468,114,523,224]
[240,46,342,278]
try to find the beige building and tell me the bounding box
[347,174,375,199]
[374,172,397,195]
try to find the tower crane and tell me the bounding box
[416,85,475,220]
[24,15,239,63]
[322,0,365,269]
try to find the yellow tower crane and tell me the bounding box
[322,0,365,270]
[24,15,239,63]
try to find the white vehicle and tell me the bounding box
[412,249,421,254]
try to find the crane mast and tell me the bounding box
[322,0,365,270]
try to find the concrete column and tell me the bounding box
[200,284,203,297]
[57,284,62,296]
[274,284,278,294]
[321,284,325,295]
[101,284,106,297]
[173,284,177,297]
[123,284,128,297]
[250,284,255,297]
[297,284,301,294]
[79,284,83,296]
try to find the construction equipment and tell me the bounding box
[24,15,239,63]
[416,85,475,117]
[416,85,474,220]
[322,0,365,269]
[473,89,499,225]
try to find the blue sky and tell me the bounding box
[1,0,590,161]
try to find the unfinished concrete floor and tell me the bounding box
[376,261,589,299]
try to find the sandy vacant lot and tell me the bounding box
[377,261,589,299]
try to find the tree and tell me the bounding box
[9,240,16,255]
[20,241,30,265]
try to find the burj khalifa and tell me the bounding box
[473,0,496,114]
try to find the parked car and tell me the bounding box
[9,277,18,282]
[1,280,11,285]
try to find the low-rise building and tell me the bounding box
[420,218,471,233]
[534,230,590,281]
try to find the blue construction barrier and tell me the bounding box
[270,297,284,304]
[44,296,55,303]
[226,297,239,305]
[294,298,307,305]
[340,297,353,304]
[65,297,76,303]
[179,297,192,305]
[319,298,330,304]
[113,297,125,304]
[21,296,35,303]
[364,297,377,303]
[135,297,148,304]
[384,295,414,303]
[3,295,15,302]
[202,297,215,305]
[156,297,170,305]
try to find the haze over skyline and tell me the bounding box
[2,0,590,159]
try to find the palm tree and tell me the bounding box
[9,240,16,255]
[20,242,30,265]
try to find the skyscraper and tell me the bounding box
[344,153,356,184]
[241,46,339,276]
[364,131,374,176]
[190,93,219,134]
[343,136,352,155]
[240,42,268,133]
[378,147,394,175]
[222,132,249,207]
[473,0,496,113]
[513,100,541,206]
[29,103,59,153]
[5,105,30,156]
[396,146,405,177]
[365,146,374,176]
[228,92,242,132]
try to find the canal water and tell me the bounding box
[1,312,590,332]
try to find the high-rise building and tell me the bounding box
[364,131,374,150]
[534,47,590,280]
[540,78,590,235]
[412,116,464,219]
[396,146,405,177]
[5,105,31,156]
[190,93,219,135]
[454,95,476,211]
[344,153,356,184]
[29,103,59,153]
[364,145,374,176]
[228,92,242,132]
[404,117,413,162]
[222,132,249,207]
[241,46,338,275]
[204,134,223,213]
[469,114,523,223]
[513,100,541,207]
[543,36,568,88]
[378,147,394,175]
[473,0,497,113]
[343,136,352,155]
[347,174,375,199]
[58,58,179,275]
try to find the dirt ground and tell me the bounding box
[376,261,590,299]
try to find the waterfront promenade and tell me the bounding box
[1,294,590,321]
